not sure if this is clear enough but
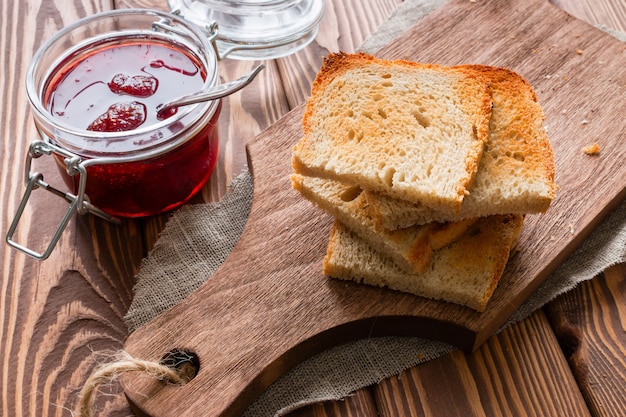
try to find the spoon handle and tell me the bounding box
[158,64,265,114]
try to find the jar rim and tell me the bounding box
[25,8,220,156]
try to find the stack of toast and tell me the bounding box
[291,52,555,312]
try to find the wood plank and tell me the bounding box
[374,311,591,417]
[2,2,622,417]
[286,388,379,417]
[545,14,625,417]
[0,1,148,417]
[545,263,626,417]
[286,262,626,417]
[122,1,626,416]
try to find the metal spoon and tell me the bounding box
[157,64,265,118]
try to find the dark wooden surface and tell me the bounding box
[119,0,626,414]
[0,0,624,417]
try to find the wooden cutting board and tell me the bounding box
[123,0,626,415]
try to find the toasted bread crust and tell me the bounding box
[323,214,524,312]
[293,52,493,213]
[366,65,556,229]
[291,56,549,311]
[291,174,473,274]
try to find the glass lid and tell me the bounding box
[168,0,325,60]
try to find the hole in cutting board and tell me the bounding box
[160,349,201,383]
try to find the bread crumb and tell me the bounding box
[576,49,583,55]
[582,143,600,155]
[581,119,589,125]
[568,223,575,234]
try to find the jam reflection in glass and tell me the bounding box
[43,38,220,217]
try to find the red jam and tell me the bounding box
[42,39,220,217]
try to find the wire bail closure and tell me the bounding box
[6,140,121,260]
[11,8,223,261]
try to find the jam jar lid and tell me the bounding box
[25,9,220,159]
[167,0,325,60]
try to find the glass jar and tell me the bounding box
[8,9,224,259]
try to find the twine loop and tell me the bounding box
[76,350,197,417]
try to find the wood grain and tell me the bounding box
[121,0,626,416]
[546,264,626,417]
[0,2,145,417]
[287,389,379,417]
[284,310,597,417]
[374,311,591,417]
[0,1,402,416]
[1,1,624,417]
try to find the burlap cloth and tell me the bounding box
[124,1,626,415]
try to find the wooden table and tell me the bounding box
[1,0,624,416]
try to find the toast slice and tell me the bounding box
[292,52,493,214]
[291,174,476,274]
[365,65,556,230]
[323,214,524,312]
